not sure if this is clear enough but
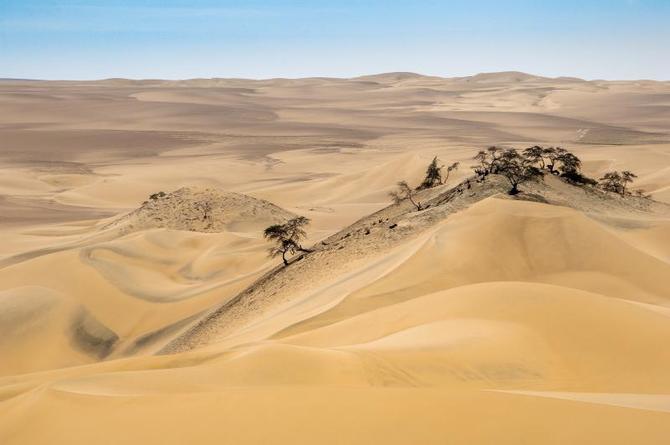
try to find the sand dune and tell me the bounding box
[2,72,670,443]
[0,187,298,376]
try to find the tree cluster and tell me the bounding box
[471,145,611,193]
[473,146,545,194]
[262,146,648,266]
[390,156,459,211]
[599,170,642,196]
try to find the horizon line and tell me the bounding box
[1,70,669,83]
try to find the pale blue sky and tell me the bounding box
[1,0,669,80]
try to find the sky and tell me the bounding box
[1,0,669,80]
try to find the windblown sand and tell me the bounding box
[1,72,670,444]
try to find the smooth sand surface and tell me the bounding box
[1,72,670,443]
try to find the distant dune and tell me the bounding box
[1,72,670,444]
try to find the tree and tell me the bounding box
[263,216,311,266]
[621,170,638,195]
[444,162,460,183]
[390,180,423,211]
[548,150,597,185]
[497,148,544,195]
[544,147,567,174]
[473,150,490,177]
[599,171,624,194]
[472,146,502,176]
[522,145,545,168]
[523,146,582,176]
[418,157,443,189]
[556,152,581,174]
[486,146,503,173]
[599,170,638,196]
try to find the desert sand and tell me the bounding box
[1,72,670,443]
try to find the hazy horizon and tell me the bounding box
[2,0,669,81]
[2,70,669,83]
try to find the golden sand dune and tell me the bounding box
[1,73,670,443]
[0,187,297,376]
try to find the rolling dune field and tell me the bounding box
[1,72,670,444]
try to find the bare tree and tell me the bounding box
[443,162,460,183]
[621,170,638,195]
[390,180,423,211]
[263,216,311,266]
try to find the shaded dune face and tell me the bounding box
[2,74,670,444]
[0,288,118,372]
[69,309,119,359]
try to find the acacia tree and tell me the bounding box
[556,152,581,174]
[544,147,568,174]
[497,148,544,194]
[522,145,546,169]
[523,145,581,174]
[418,157,443,189]
[600,170,638,196]
[599,171,624,194]
[472,146,502,176]
[263,216,311,266]
[390,180,423,211]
